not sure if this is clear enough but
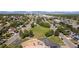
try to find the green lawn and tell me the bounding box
[32,25,50,38]
[31,25,64,46]
[48,35,64,45]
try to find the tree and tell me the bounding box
[29,30,34,37]
[63,30,70,35]
[39,22,50,28]
[57,26,64,33]
[4,33,12,39]
[31,22,35,28]
[22,30,29,39]
[0,26,9,36]
[19,30,25,39]
[19,30,34,39]
[10,21,24,28]
[54,29,59,36]
[45,30,54,37]
[0,44,8,48]
[77,21,79,24]
[10,21,17,28]
[76,28,79,34]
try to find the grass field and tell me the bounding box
[32,25,64,45]
[32,25,50,38]
[48,35,64,45]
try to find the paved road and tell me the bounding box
[59,33,77,48]
[25,19,33,30]
[5,19,34,46]
[5,33,20,45]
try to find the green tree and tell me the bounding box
[54,29,59,36]
[39,22,50,28]
[45,30,54,37]
[19,30,34,39]
[0,44,8,48]
[31,22,35,28]
[19,30,25,39]
[29,30,34,37]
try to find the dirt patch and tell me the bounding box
[21,38,49,48]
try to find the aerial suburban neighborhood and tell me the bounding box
[0,11,79,48]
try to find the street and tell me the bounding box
[59,33,77,48]
[26,19,33,30]
[5,33,20,45]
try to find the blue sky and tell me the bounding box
[0,0,79,11]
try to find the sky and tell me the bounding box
[0,0,79,11]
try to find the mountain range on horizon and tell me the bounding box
[0,11,79,14]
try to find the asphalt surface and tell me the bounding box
[5,33,20,45]
[59,33,77,48]
[5,19,33,46]
[26,19,33,30]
